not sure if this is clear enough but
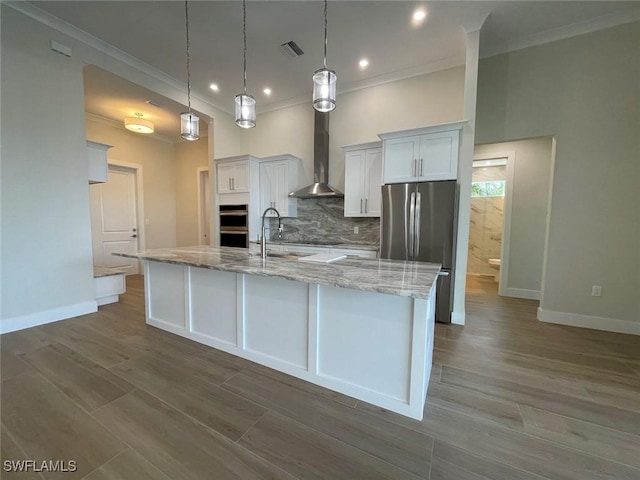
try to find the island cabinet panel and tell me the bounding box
[189,268,237,346]
[244,275,309,369]
[135,248,437,420]
[146,262,186,331]
[317,286,412,401]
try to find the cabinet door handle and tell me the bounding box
[420,158,424,177]
[228,178,232,190]
[365,198,368,213]
[360,198,363,214]
[232,178,235,190]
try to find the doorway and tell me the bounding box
[89,163,145,274]
[467,154,512,292]
[468,137,554,300]
[197,167,211,245]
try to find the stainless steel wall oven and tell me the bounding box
[219,204,249,248]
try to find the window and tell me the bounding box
[471,181,505,197]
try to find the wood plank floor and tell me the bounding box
[2,275,639,479]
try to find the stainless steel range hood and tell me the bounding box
[289,110,343,198]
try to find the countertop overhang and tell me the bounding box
[115,246,440,299]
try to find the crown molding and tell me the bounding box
[4,1,231,116]
[483,7,640,58]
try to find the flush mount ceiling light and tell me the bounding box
[209,83,219,92]
[124,113,154,134]
[312,0,336,112]
[359,58,369,69]
[235,0,256,129]
[180,1,200,141]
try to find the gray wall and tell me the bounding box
[476,21,640,325]
[1,7,95,322]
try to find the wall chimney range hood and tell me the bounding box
[289,110,343,198]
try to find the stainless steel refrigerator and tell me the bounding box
[380,180,458,323]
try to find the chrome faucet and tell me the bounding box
[261,207,282,258]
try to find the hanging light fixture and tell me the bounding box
[312,0,336,112]
[235,0,256,128]
[124,113,154,134]
[180,0,200,141]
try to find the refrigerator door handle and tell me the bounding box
[414,191,421,258]
[408,192,416,260]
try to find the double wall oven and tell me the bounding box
[219,204,249,248]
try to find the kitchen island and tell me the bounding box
[115,246,439,420]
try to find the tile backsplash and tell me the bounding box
[267,198,380,245]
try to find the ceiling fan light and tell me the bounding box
[312,68,336,112]
[124,116,154,134]
[235,93,256,129]
[180,111,200,140]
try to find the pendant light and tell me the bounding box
[312,0,336,112]
[235,0,256,128]
[180,1,200,141]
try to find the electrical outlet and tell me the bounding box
[353,226,359,234]
[591,285,602,297]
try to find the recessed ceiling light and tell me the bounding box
[209,83,219,92]
[412,8,427,25]
[263,88,272,96]
[359,58,369,69]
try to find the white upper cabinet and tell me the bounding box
[343,142,382,217]
[216,155,256,194]
[259,155,300,217]
[379,122,465,184]
[87,141,112,184]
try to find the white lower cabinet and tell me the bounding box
[343,142,382,217]
[144,260,435,420]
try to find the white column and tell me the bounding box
[452,25,484,325]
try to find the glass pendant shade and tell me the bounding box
[235,94,256,129]
[180,112,200,141]
[312,68,337,112]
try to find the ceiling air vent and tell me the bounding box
[280,41,304,58]
[145,100,163,108]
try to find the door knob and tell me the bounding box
[130,234,137,238]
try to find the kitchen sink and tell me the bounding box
[249,251,309,260]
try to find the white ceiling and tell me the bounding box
[26,1,640,140]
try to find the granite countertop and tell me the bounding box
[250,240,379,251]
[93,266,129,278]
[115,246,439,299]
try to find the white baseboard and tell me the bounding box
[502,288,540,300]
[0,301,97,334]
[537,308,640,336]
[451,311,465,325]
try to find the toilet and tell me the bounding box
[488,258,501,282]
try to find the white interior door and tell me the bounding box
[89,165,139,274]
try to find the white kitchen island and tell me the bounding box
[115,246,439,420]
